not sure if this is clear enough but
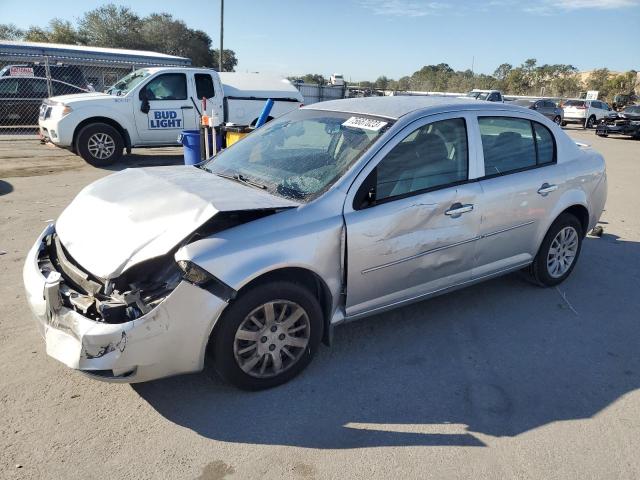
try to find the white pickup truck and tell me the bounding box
[38,67,304,165]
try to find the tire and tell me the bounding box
[529,213,583,287]
[553,115,562,126]
[211,281,323,390]
[76,123,123,166]
[585,115,596,129]
[561,121,567,127]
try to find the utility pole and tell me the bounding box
[219,0,224,72]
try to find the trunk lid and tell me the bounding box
[55,166,299,279]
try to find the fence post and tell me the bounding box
[44,56,53,98]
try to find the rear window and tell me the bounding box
[564,100,585,107]
[195,74,215,99]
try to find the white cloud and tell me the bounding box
[359,0,638,17]
[359,0,452,17]
[523,0,639,14]
[554,0,639,9]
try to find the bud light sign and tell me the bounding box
[149,110,183,129]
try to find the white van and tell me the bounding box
[329,73,345,86]
[38,67,304,165]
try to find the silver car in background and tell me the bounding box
[24,97,607,390]
[510,98,564,125]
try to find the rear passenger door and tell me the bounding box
[344,113,483,316]
[474,115,565,277]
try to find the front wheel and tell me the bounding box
[553,115,562,126]
[76,123,123,166]
[529,213,583,287]
[212,281,323,390]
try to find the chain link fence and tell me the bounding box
[0,47,189,138]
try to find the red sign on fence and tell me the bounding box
[9,66,35,77]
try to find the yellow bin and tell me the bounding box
[224,125,253,147]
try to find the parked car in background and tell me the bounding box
[596,104,640,139]
[0,64,90,90]
[464,89,504,102]
[0,76,87,126]
[511,99,564,125]
[562,99,611,128]
[24,97,607,390]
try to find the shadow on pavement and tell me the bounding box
[104,150,184,171]
[0,180,13,195]
[134,234,640,449]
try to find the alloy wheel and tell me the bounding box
[233,300,310,378]
[546,226,579,278]
[87,132,116,159]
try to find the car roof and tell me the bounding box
[304,96,514,120]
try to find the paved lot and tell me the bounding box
[1,130,639,479]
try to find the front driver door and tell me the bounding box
[133,72,198,145]
[343,114,483,318]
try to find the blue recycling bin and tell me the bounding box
[179,129,221,165]
[178,130,202,166]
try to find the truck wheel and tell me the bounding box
[76,123,123,166]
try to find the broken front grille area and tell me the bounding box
[38,233,181,323]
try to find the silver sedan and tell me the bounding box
[23,97,607,389]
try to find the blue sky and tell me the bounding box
[1,0,639,80]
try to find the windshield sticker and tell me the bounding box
[148,109,183,129]
[342,116,387,131]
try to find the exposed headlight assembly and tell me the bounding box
[177,260,236,302]
[61,105,73,116]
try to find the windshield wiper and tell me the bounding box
[215,172,267,190]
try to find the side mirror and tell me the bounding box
[139,88,150,114]
[353,169,378,210]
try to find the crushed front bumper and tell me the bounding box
[23,225,228,383]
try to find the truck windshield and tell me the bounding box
[203,109,392,202]
[106,69,151,95]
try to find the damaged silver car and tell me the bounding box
[24,97,607,389]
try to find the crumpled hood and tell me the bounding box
[55,166,299,279]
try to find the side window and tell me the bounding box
[143,73,187,100]
[0,79,19,95]
[23,78,49,97]
[375,118,468,201]
[52,81,81,96]
[479,117,536,175]
[195,74,215,99]
[533,122,555,165]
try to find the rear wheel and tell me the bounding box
[529,213,583,287]
[76,123,123,166]
[585,115,596,129]
[212,281,323,390]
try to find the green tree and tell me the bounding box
[78,4,146,50]
[24,19,82,44]
[0,23,24,40]
[302,73,325,85]
[374,75,390,90]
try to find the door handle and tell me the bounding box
[537,183,558,196]
[445,203,474,217]
[181,105,194,109]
